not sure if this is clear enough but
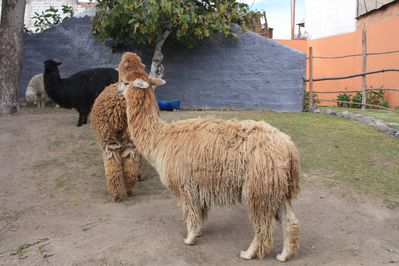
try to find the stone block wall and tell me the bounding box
[21,16,306,111]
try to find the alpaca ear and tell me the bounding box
[56,62,62,66]
[132,79,150,89]
[150,78,166,87]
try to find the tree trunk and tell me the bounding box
[149,29,172,79]
[0,0,26,114]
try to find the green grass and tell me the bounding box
[319,106,399,126]
[217,111,399,198]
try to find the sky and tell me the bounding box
[240,0,305,39]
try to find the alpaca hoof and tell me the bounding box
[276,253,287,262]
[112,195,121,203]
[240,251,255,260]
[137,174,143,181]
[77,123,82,127]
[184,238,195,245]
[126,191,135,197]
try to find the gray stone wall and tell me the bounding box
[21,16,306,111]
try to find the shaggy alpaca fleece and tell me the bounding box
[25,73,49,108]
[121,71,301,261]
[90,52,145,202]
[118,52,146,81]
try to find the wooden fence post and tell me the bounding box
[309,46,314,110]
[362,29,367,111]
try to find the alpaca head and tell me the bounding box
[118,52,146,76]
[117,71,165,95]
[44,60,62,73]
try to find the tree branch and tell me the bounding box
[149,29,172,79]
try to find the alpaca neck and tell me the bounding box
[43,70,70,107]
[126,88,162,158]
[43,70,61,96]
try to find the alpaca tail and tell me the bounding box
[287,141,300,200]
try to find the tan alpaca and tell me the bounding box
[90,52,145,202]
[25,73,50,108]
[119,71,301,261]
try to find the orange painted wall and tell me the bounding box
[275,39,307,54]
[276,15,399,108]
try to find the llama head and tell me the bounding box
[44,60,62,73]
[118,52,145,74]
[117,71,165,95]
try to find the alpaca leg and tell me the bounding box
[104,155,123,202]
[77,111,83,127]
[196,206,208,237]
[81,108,89,125]
[240,216,274,260]
[201,206,208,224]
[39,96,45,108]
[36,93,41,108]
[180,191,202,245]
[83,108,90,124]
[122,154,142,197]
[276,199,300,262]
[240,237,259,260]
[241,187,276,261]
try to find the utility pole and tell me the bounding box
[291,0,296,40]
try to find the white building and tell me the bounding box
[304,0,395,39]
[304,0,357,39]
[0,0,96,30]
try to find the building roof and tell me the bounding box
[357,0,398,18]
[296,18,305,26]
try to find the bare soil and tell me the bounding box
[0,107,398,266]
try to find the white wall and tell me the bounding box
[305,0,357,39]
[24,0,77,29]
[0,0,95,29]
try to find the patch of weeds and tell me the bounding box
[33,158,61,170]
[55,173,75,191]
[66,146,102,167]
[78,132,95,141]
[80,217,110,232]
[1,238,49,259]
[47,138,65,150]
[38,242,54,259]
[384,198,399,210]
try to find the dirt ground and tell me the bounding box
[0,107,398,266]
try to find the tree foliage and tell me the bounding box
[93,0,250,49]
[25,5,74,34]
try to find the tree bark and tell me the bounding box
[149,29,172,79]
[0,0,26,114]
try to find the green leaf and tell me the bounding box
[93,0,250,49]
